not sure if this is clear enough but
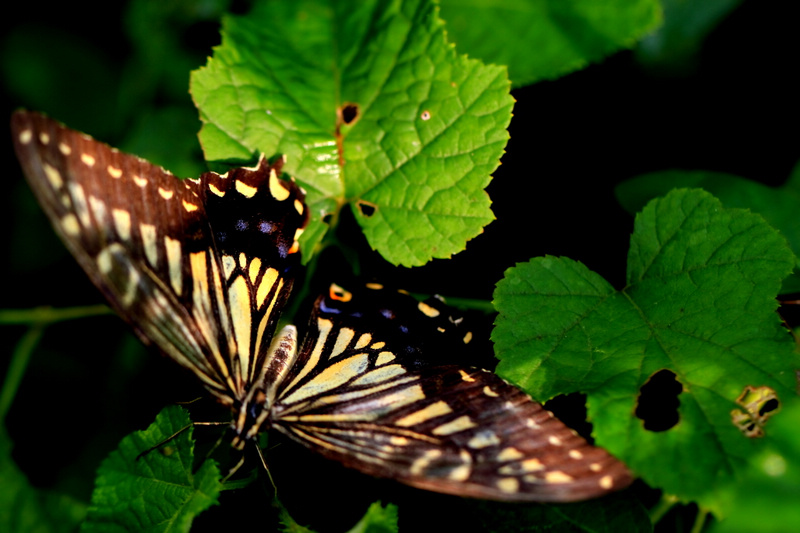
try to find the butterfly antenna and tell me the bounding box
[136,420,228,462]
[222,452,247,483]
[255,443,278,495]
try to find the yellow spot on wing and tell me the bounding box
[222,255,236,279]
[58,142,72,155]
[42,163,63,188]
[107,165,122,178]
[18,129,32,144]
[365,282,383,290]
[61,214,81,236]
[545,471,574,483]
[209,183,225,197]
[459,370,476,382]
[256,267,279,309]
[331,328,355,358]
[498,447,524,461]
[294,198,304,215]
[248,257,262,284]
[39,132,50,144]
[599,475,614,489]
[164,236,183,294]
[158,187,173,200]
[395,401,452,427]
[182,200,199,212]
[497,478,519,494]
[235,180,257,198]
[133,175,147,187]
[467,430,500,449]
[81,153,96,166]
[432,415,477,436]
[269,169,290,200]
[410,449,442,475]
[112,209,132,241]
[375,351,395,365]
[354,333,372,350]
[417,301,440,317]
[140,223,158,267]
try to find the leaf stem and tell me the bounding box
[0,304,113,325]
[649,493,679,525]
[691,508,710,533]
[0,324,45,424]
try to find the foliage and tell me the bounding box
[1,0,798,532]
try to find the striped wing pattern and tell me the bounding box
[11,111,308,407]
[272,284,632,502]
[12,111,632,503]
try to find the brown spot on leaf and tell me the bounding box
[731,385,780,438]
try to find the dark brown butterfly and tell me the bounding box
[11,110,632,502]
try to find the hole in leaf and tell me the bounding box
[635,369,682,431]
[340,103,360,125]
[731,385,780,438]
[356,200,377,217]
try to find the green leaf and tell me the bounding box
[346,501,398,533]
[190,0,512,266]
[81,406,221,533]
[713,398,800,533]
[439,0,662,87]
[615,168,800,292]
[492,189,798,513]
[0,427,86,533]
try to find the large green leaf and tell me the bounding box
[439,0,662,87]
[81,406,221,532]
[0,428,85,533]
[615,167,800,292]
[191,0,512,266]
[493,189,798,513]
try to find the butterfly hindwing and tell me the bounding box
[11,111,308,403]
[271,284,632,502]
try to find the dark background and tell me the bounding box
[1,1,798,531]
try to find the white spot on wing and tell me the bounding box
[19,129,32,144]
[141,223,158,267]
[112,209,132,241]
[164,236,183,294]
[42,163,63,188]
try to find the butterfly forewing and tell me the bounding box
[271,284,632,502]
[11,111,308,404]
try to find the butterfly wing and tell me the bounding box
[11,111,308,404]
[271,284,632,502]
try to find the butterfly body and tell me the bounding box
[12,111,632,502]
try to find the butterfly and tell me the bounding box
[11,110,633,502]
